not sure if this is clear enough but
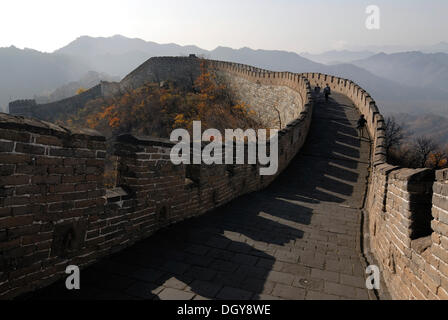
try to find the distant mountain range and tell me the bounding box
[0,46,89,112]
[54,35,209,77]
[390,113,448,146]
[351,51,448,93]
[301,50,376,65]
[339,42,448,55]
[0,35,447,138]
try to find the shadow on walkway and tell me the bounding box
[21,92,371,300]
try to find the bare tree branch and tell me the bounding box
[414,137,438,168]
[385,116,405,155]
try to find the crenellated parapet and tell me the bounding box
[2,56,447,300]
[0,59,313,299]
[303,71,447,300]
[8,100,37,118]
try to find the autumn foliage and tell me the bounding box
[65,62,260,138]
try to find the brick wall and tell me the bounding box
[305,72,448,300]
[5,58,446,300]
[0,60,313,299]
[0,113,106,298]
[8,85,103,122]
[7,100,36,118]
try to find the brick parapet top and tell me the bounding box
[116,134,175,148]
[390,167,435,182]
[436,169,448,182]
[0,112,105,141]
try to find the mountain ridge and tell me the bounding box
[2,35,448,120]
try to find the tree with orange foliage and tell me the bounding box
[428,150,448,169]
[76,88,86,95]
[64,61,260,139]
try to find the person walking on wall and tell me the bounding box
[357,114,368,139]
[314,84,321,95]
[323,84,331,102]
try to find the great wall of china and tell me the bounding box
[1,56,448,300]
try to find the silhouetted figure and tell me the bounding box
[314,85,321,95]
[323,84,331,102]
[357,115,368,139]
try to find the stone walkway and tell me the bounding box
[23,92,373,300]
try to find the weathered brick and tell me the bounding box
[15,143,45,155]
[0,141,14,152]
[0,215,33,228]
[0,207,11,217]
[53,184,75,193]
[48,166,73,175]
[35,135,62,147]
[2,175,30,186]
[62,175,85,183]
[36,156,62,166]
[0,165,14,176]
[434,194,448,212]
[49,148,74,157]
[0,129,30,143]
[15,185,44,195]
[32,175,61,185]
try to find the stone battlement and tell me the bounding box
[0,60,313,299]
[304,72,448,300]
[2,56,448,300]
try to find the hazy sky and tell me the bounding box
[1,0,446,53]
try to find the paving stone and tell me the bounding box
[271,284,306,300]
[209,259,239,272]
[213,271,246,287]
[266,271,295,285]
[184,254,214,267]
[186,280,222,298]
[340,274,366,289]
[232,253,259,266]
[355,288,370,300]
[273,250,300,263]
[257,294,284,300]
[324,281,357,298]
[184,266,217,281]
[207,236,232,249]
[311,268,340,282]
[193,295,211,300]
[281,263,311,277]
[236,265,270,279]
[158,288,195,300]
[228,242,253,254]
[305,290,341,300]
[293,277,324,291]
[207,248,235,261]
[162,261,190,275]
[185,244,210,256]
[216,287,253,300]
[125,282,164,299]
[162,277,191,290]
[256,257,277,269]
[240,278,275,295]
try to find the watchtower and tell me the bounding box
[8,99,36,117]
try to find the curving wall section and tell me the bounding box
[0,59,313,299]
[305,72,448,300]
[2,57,448,300]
